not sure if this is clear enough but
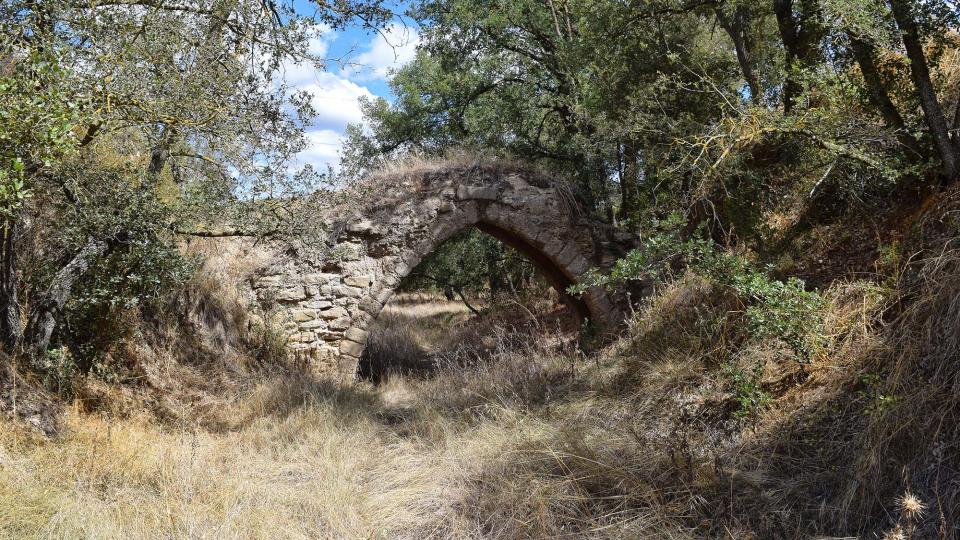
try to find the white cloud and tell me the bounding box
[280,23,419,174]
[298,72,375,132]
[278,26,333,88]
[279,29,372,171]
[346,23,420,82]
[293,128,347,172]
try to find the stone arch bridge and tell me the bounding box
[248,162,639,379]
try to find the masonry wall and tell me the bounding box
[245,162,638,380]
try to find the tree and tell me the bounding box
[888,0,960,182]
[772,0,825,113]
[344,0,742,224]
[0,0,392,357]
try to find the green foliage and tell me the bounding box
[574,217,824,360]
[858,372,900,417]
[30,346,79,395]
[60,175,197,367]
[725,361,771,419]
[0,46,80,220]
[401,229,538,298]
[734,272,824,359]
[0,166,31,220]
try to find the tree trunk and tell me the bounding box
[486,242,505,299]
[0,216,23,351]
[147,124,175,183]
[716,6,762,105]
[848,35,923,159]
[773,0,801,113]
[24,238,108,354]
[889,0,960,182]
[772,0,823,114]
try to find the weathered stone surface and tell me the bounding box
[456,184,499,201]
[303,273,339,286]
[304,300,333,310]
[333,285,362,298]
[344,327,368,343]
[253,275,284,288]
[438,200,455,213]
[290,331,315,343]
[346,219,386,236]
[319,306,349,320]
[274,287,307,302]
[328,317,351,331]
[343,275,373,288]
[246,163,634,381]
[299,319,327,330]
[340,339,364,357]
[291,309,317,322]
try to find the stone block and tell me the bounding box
[344,275,373,288]
[333,285,362,298]
[253,275,284,288]
[344,327,368,343]
[438,201,455,213]
[304,300,333,310]
[388,261,411,281]
[375,287,395,304]
[291,309,317,322]
[358,297,384,316]
[483,202,502,223]
[340,339,365,358]
[299,319,326,330]
[346,219,385,236]
[566,256,590,277]
[556,242,579,267]
[319,306,349,320]
[303,273,339,286]
[319,331,342,341]
[456,185,499,201]
[274,286,307,302]
[290,331,315,343]
[328,317,351,331]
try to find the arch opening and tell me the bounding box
[474,221,591,321]
[356,224,588,383]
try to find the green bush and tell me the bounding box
[54,171,197,372]
[726,362,770,419]
[573,219,824,360]
[30,346,79,395]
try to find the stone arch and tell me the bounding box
[249,163,637,380]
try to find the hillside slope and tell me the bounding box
[0,187,958,538]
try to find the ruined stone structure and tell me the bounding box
[249,162,638,379]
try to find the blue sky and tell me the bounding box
[286,1,419,171]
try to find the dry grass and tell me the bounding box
[3,230,960,538]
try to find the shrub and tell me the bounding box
[725,362,770,418]
[574,219,824,360]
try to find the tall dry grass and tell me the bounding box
[3,235,960,538]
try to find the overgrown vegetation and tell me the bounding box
[3,0,960,538]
